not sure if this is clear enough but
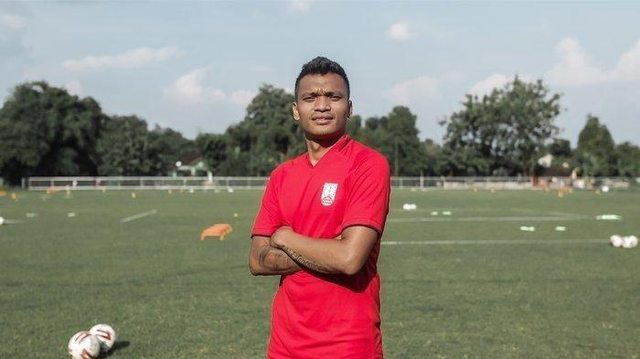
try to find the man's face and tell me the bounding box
[293,73,352,142]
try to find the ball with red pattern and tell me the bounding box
[68,331,100,359]
[89,324,116,352]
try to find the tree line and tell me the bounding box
[1,79,638,185]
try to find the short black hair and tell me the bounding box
[294,56,350,99]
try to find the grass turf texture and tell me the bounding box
[0,189,638,358]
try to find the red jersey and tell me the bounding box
[252,135,391,359]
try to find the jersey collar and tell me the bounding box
[304,134,351,168]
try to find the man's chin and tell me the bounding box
[305,129,345,143]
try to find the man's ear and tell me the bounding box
[348,100,353,119]
[292,102,300,121]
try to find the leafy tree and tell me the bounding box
[0,81,105,184]
[549,138,572,158]
[440,77,561,175]
[575,115,616,176]
[149,126,197,174]
[362,106,424,176]
[199,84,305,176]
[614,142,640,177]
[97,115,161,175]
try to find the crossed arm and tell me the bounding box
[249,226,379,276]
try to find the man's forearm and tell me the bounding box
[252,244,301,276]
[271,226,377,275]
[272,230,348,274]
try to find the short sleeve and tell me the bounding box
[251,170,283,238]
[341,154,391,234]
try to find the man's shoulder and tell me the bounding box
[270,152,307,178]
[347,139,390,170]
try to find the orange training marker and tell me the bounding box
[200,224,233,241]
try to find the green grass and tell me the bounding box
[0,188,638,358]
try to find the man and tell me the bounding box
[249,56,390,358]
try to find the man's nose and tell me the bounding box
[315,96,330,111]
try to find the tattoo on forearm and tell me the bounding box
[259,246,298,272]
[279,244,332,273]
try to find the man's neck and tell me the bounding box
[305,133,346,166]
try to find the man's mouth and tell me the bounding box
[312,116,334,125]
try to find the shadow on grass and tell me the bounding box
[99,341,130,358]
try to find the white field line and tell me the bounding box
[382,239,607,245]
[120,209,158,223]
[2,219,23,224]
[388,215,587,223]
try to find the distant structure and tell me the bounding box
[170,152,211,177]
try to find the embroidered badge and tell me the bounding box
[321,183,338,206]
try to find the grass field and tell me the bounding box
[0,188,638,358]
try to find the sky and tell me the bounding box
[1,0,639,145]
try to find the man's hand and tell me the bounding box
[249,235,300,276]
[270,226,293,248]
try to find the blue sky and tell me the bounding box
[1,1,639,145]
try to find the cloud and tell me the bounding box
[470,73,534,97]
[288,0,314,12]
[387,22,414,41]
[612,40,640,80]
[546,37,640,86]
[62,46,180,71]
[385,75,439,105]
[0,12,25,29]
[546,38,607,86]
[64,80,83,96]
[163,67,254,107]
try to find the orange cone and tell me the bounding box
[200,224,233,241]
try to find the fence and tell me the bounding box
[23,176,639,191]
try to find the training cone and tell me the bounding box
[200,224,233,241]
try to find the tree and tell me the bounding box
[149,126,197,174]
[361,106,424,176]
[199,84,306,176]
[440,77,561,175]
[614,142,640,177]
[575,115,616,176]
[0,81,105,185]
[97,115,161,175]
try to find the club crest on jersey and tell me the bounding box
[321,183,338,206]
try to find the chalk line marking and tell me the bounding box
[120,209,158,223]
[388,215,589,223]
[382,239,607,245]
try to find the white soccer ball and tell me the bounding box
[0,216,4,226]
[68,331,100,359]
[601,185,610,193]
[89,324,117,352]
[622,235,638,249]
[610,235,623,248]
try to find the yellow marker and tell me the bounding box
[569,188,574,194]
[491,189,496,193]
[595,189,601,195]
[558,191,564,198]
[168,189,173,195]
[102,188,107,193]
[131,192,137,199]
[473,188,478,192]
[11,193,17,200]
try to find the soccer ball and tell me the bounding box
[609,235,623,248]
[89,324,117,352]
[622,235,638,249]
[68,331,100,359]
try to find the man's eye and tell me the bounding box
[331,96,341,101]
[303,96,314,102]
